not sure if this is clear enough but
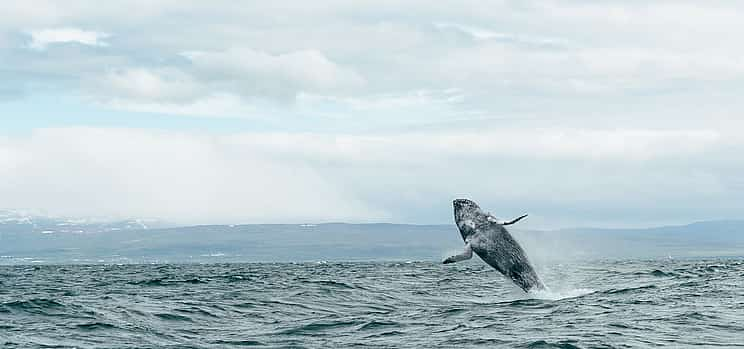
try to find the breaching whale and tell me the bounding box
[443,199,544,292]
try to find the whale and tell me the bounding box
[443,198,544,292]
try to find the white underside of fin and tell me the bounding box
[443,242,473,264]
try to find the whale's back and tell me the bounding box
[470,222,543,292]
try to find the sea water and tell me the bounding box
[1,259,743,348]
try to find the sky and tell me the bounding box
[1,1,743,228]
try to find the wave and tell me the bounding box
[75,322,118,331]
[603,284,657,295]
[3,298,65,310]
[364,330,406,338]
[304,279,356,289]
[212,339,266,346]
[277,320,361,335]
[524,340,582,348]
[175,307,218,318]
[128,277,209,286]
[154,312,193,322]
[650,269,676,277]
[501,298,555,308]
[357,320,401,331]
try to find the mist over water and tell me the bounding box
[2,259,743,348]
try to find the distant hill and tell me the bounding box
[1,217,742,264]
[0,209,163,234]
[518,220,744,265]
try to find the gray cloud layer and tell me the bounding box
[3,1,744,124]
[1,127,742,228]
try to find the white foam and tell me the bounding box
[528,287,596,301]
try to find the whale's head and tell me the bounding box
[453,198,480,214]
[453,198,482,240]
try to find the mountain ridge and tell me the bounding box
[1,216,742,265]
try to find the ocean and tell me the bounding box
[1,259,743,348]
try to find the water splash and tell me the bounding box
[528,286,596,301]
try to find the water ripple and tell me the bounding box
[0,259,742,348]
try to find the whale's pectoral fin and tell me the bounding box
[443,242,473,264]
[502,214,528,226]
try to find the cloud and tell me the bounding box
[0,127,383,224]
[434,22,570,47]
[5,1,744,125]
[100,93,260,118]
[95,68,203,103]
[182,48,366,99]
[0,127,740,227]
[293,89,475,125]
[85,68,260,118]
[27,27,109,50]
[298,89,465,112]
[79,48,368,115]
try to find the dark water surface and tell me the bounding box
[1,259,743,348]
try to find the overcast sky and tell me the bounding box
[1,1,743,228]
